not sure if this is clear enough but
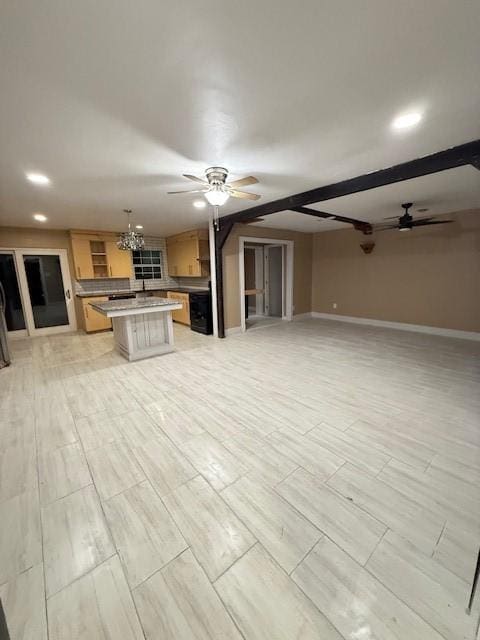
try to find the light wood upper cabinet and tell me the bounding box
[166,229,209,278]
[70,231,132,280]
[71,237,95,280]
[81,297,112,332]
[105,240,133,278]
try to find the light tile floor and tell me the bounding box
[1,319,479,639]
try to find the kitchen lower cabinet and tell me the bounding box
[81,296,112,332]
[166,291,190,325]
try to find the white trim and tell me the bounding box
[225,325,242,336]
[208,219,219,338]
[254,246,264,315]
[238,236,294,333]
[293,312,313,321]
[311,312,480,341]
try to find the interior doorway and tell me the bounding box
[0,248,76,336]
[239,237,293,332]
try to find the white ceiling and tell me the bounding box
[0,1,479,236]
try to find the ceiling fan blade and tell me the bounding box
[183,174,209,186]
[227,176,259,188]
[167,189,207,194]
[374,224,399,231]
[229,189,261,201]
[411,219,453,227]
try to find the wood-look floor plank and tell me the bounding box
[0,490,42,584]
[0,416,37,503]
[327,462,445,553]
[222,431,298,486]
[47,555,144,640]
[347,419,436,469]
[215,543,344,639]
[277,468,386,565]
[38,442,92,505]
[104,481,187,588]
[293,538,444,640]
[42,485,115,596]
[378,459,480,532]
[308,423,391,475]
[132,434,197,497]
[75,410,122,451]
[366,530,477,640]
[134,549,242,639]
[267,427,344,480]
[181,432,249,491]
[0,564,47,640]
[163,476,255,581]
[222,475,321,573]
[86,440,145,501]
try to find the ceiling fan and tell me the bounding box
[376,202,453,232]
[168,167,261,206]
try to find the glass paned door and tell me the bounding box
[13,248,76,336]
[0,252,26,331]
[23,255,69,328]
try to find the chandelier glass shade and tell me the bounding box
[117,209,144,250]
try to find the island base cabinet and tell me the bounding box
[82,297,112,333]
[112,311,175,361]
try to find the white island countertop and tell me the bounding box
[90,297,183,361]
[90,296,180,317]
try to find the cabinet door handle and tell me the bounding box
[77,266,81,278]
[85,306,89,318]
[109,266,112,276]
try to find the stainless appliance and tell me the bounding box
[0,281,11,368]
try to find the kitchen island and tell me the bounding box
[90,297,183,361]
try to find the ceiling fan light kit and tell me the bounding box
[168,166,261,229]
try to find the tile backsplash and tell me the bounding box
[74,235,210,294]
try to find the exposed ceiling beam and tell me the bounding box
[290,206,373,234]
[218,139,480,228]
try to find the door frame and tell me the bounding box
[264,244,285,318]
[0,247,77,336]
[239,236,293,333]
[0,249,28,337]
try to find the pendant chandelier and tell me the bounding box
[117,209,144,251]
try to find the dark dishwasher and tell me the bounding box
[189,292,212,335]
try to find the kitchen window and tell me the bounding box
[132,250,162,280]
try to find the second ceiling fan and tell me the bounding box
[376,202,453,232]
[168,167,261,206]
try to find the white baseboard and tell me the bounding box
[293,312,313,321]
[311,312,480,342]
[225,326,242,336]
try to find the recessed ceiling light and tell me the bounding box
[33,213,48,222]
[135,225,143,229]
[26,172,50,185]
[392,112,422,130]
[193,200,206,209]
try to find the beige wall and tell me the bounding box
[311,210,480,332]
[0,225,75,272]
[223,224,313,329]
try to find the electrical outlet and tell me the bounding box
[333,303,337,309]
